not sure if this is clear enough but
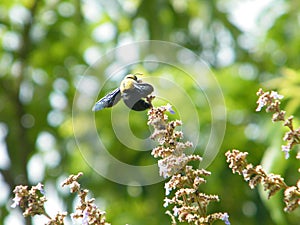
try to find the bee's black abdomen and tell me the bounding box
[129,99,152,111]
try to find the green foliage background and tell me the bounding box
[0,0,299,224]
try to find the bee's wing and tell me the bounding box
[92,88,121,111]
[122,82,153,110]
[133,82,154,98]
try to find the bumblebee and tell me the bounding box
[92,74,154,111]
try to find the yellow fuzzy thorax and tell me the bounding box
[120,74,138,93]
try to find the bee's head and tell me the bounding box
[125,73,143,81]
[125,74,138,81]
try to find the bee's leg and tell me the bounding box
[146,95,155,108]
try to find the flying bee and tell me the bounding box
[92,74,154,111]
